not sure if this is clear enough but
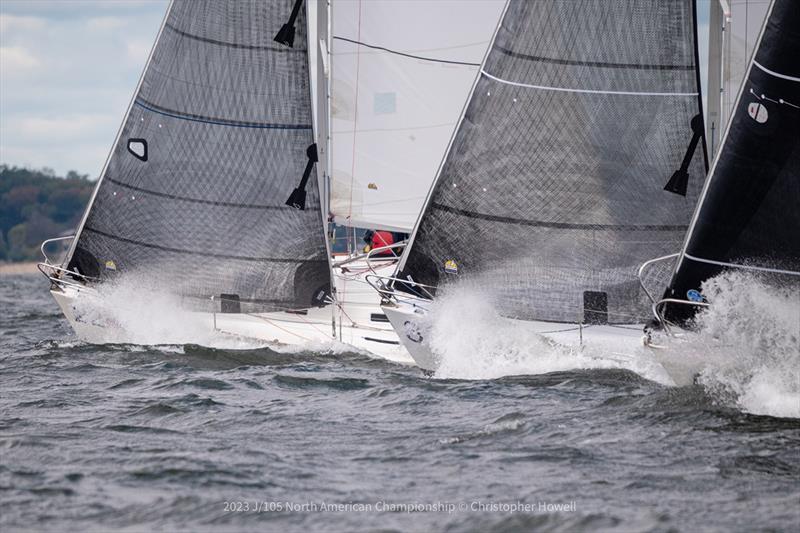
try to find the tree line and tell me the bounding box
[0,165,94,262]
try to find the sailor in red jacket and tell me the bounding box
[371,230,395,256]
[362,230,396,256]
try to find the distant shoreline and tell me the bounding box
[0,262,40,275]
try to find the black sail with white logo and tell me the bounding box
[398,0,707,324]
[65,0,330,311]
[666,0,800,309]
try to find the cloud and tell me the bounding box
[0,0,167,175]
[86,16,126,31]
[0,13,45,33]
[13,114,117,140]
[0,46,41,71]
[126,39,152,63]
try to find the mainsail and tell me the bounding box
[666,0,799,306]
[398,0,708,324]
[328,0,505,232]
[64,0,331,312]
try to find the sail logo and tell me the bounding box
[444,259,459,274]
[747,102,768,124]
[403,320,424,343]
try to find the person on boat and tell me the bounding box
[362,229,396,256]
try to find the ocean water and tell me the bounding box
[1,273,799,532]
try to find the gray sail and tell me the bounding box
[66,0,330,312]
[398,0,707,324]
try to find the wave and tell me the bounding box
[682,271,799,419]
[421,286,671,384]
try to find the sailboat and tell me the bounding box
[374,0,710,371]
[37,0,502,363]
[650,0,799,327]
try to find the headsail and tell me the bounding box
[328,0,505,232]
[398,0,708,325]
[65,0,331,312]
[666,0,800,308]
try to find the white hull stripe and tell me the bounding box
[753,61,800,83]
[684,253,800,276]
[481,70,698,97]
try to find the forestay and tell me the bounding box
[66,0,331,312]
[667,0,800,305]
[399,0,708,324]
[329,0,505,232]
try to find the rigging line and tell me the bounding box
[341,0,364,305]
[82,227,328,264]
[332,36,481,67]
[480,70,699,97]
[753,61,800,82]
[346,0,363,247]
[683,254,800,276]
[134,99,312,130]
[105,177,320,211]
[293,310,332,338]
[247,313,313,341]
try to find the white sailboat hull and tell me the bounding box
[381,298,649,372]
[49,259,414,365]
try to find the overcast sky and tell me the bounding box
[1,0,709,178]
[0,0,167,177]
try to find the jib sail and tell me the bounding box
[666,0,800,309]
[65,0,331,312]
[398,0,708,325]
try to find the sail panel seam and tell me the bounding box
[753,60,800,82]
[481,70,698,96]
[165,22,306,52]
[134,99,312,129]
[82,227,326,263]
[432,203,688,230]
[105,178,320,210]
[683,253,800,276]
[332,36,481,67]
[495,46,694,71]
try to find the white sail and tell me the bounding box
[709,0,771,152]
[329,0,505,232]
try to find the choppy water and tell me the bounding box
[1,274,799,532]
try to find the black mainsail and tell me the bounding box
[397,0,708,325]
[666,0,800,310]
[64,0,331,312]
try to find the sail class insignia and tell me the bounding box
[747,102,769,123]
[443,259,458,274]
